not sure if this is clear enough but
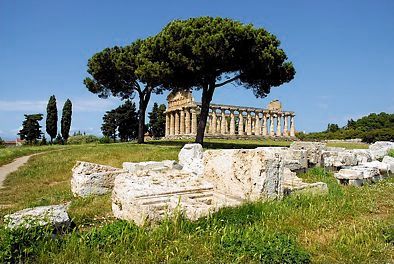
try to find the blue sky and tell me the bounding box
[1,0,393,140]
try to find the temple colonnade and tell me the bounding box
[165,105,295,138]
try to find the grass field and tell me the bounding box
[0,140,392,263]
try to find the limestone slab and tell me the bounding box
[178,143,204,175]
[71,161,125,197]
[290,142,326,166]
[4,204,71,229]
[202,148,284,200]
[321,150,358,169]
[369,141,394,160]
[382,156,394,174]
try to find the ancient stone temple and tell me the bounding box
[165,91,296,139]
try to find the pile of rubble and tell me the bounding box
[4,141,393,228]
[70,143,329,225]
[331,142,394,186]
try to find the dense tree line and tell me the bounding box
[101,100,138,142]
[298,112,394,143]
[85,16,294,144]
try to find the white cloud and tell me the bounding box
[72,98,120,112]
[0,97,120,113]
[0,100,47,112]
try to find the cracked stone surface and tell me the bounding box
[4,204,71,229]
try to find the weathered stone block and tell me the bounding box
[178,143,204,175]
[4,204,71,229]
[111,170,239,225]
[71,161,125,197]
[382,156,394,174]
[335,166,381,186]
[321,150,358,169]
[290,142,326,166]
[202,148,284,200]
[369,141,394,160]
[122,160,181,175]
[282,168,328,196]
[360,161,390,176]
[351,149,372,164]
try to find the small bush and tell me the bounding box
[99,136,112,144]
[67,135,99,145]
[389,149,394,158]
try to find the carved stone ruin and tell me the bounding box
[67,141,394,226]
[165,91,296,139]
[71,143,329,226]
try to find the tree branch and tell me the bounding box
[134,81,142,93]
[215,75,241,88]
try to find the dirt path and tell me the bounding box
[0,154,37,189]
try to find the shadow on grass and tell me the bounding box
[147,139,290,149]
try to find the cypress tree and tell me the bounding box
[46,95,58,143]
[61,99,72,142]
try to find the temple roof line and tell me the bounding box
[195,102,294,114]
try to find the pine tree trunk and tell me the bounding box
[137,91,151,144]
[195,84,215,144]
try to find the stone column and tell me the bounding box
[246,111,252,135]
[170,111,175,136]
[185,108,191,134]
[191,109,197,135]
[270,113,275,136]
[283,113,289,137]
[262,113,268,136]
[290,115,295,137]
[255,112,261,136]
[212,110,217,134]
[208,114,212,134]
[238,112,244,135]
[221,109,226,134]
[217,116,221,134]
[229,110,235,135]
[165,112,170,137]
[174,111,180,135]
[276,113,282,137]
[180,109,185,135]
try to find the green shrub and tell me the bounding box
[389,149,394,158]
[99,136,112,144]
[67,135,99,145]
[362,128,394,143]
